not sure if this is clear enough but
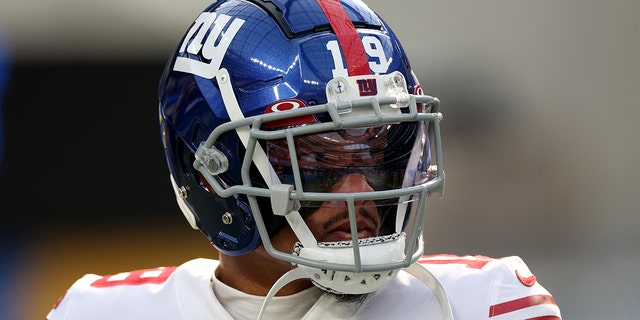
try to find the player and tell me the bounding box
[47,0,562,319]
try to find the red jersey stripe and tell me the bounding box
[418,255,494,269]
[91,266,177,288]
[527,316,562,320]
[489,294,557,317]
[315,0,370,76]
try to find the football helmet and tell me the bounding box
[158,0,444,299]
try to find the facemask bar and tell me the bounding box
[194,68,444,273]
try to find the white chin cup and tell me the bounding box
[294,233,406,294]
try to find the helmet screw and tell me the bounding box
[222,212,233,225]
[332,79,346,93]
[393,73,403,85]
[177,186,188,199]
[314,273,321,280]
[207,159,219,172]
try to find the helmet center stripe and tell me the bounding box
[315,0,370,76]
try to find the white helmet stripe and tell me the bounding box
[216,68,318,248]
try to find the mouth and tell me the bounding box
[324,217,378,242]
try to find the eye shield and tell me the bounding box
[265,123,428,204]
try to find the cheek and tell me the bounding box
[302,213,323,237]
[269,226,298,252]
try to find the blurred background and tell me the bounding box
[1,0,638,319]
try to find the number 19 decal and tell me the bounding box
[326,36,391,78]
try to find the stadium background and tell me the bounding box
[1,0,638,319]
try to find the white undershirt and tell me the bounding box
[211,273,324,320]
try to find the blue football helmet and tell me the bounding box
[158,0,444,297]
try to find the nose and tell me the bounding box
[329,173,375,193]
[326,173,381,236]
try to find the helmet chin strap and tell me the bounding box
[257,268,309,320]
[256,263,455,320]
[403,263,455,320]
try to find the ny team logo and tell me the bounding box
[173,12,245,79]
[356,78,378,96]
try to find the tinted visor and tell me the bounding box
[266,122,429,206]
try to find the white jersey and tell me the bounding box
[46,255,561,320]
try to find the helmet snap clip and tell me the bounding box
[195,142,229,175]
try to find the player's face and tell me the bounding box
[266,126,401,243]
